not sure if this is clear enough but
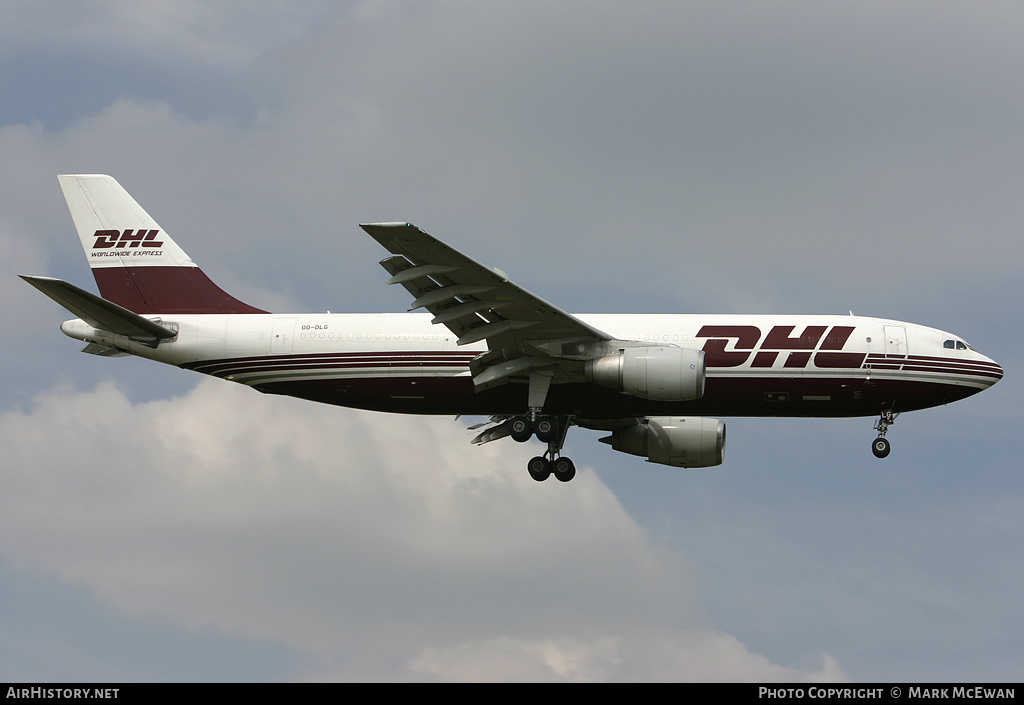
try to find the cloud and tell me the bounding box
[2,0,1020,682]
[7,1,1023,314]
[0,2,342,130]
[0,377,845,680]
[408,634,845,683]
[0,0,333,63]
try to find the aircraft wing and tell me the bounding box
[360,222,613,392]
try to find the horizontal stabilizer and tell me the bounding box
[81,343,131,357]
[21,275,177,345]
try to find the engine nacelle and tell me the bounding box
[585,346,705,401]
[600,416,725,468]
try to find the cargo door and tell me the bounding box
[271,318,296,355]
[883,325,908,357]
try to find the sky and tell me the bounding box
[1,0,1021,682]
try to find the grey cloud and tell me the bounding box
[1,0,1020,681]
[0,378,826,680]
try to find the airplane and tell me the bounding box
[22,175,1003,482]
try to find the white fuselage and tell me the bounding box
[60,312,1003,419]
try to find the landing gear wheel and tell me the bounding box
[510,416,532,443]
[534,417,557,443]
[552,456,576,482]
[515,414,575,483]
[527,456,551,481]
[871,409,897,459]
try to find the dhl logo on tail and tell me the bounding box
[92,229,164,249]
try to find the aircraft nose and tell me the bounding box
[979,353,1003,386]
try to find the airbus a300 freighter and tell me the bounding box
[23,175,1003,482]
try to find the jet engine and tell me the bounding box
[599,416,725,468]
[585,346,705,401]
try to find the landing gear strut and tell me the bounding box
[872,409,898,459]
[516,369,576,481]
[515,415,576,482]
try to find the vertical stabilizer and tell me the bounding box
[58,174,265,314]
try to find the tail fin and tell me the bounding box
[58,175,266,314]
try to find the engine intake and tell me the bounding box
[585,346,705,401]
[600,416,725,468]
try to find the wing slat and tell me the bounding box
[361,223,610,343]
[360,222,614,404]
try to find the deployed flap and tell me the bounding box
[360,222,614,400]
[361,223,610,345]
[20,275,177,344]
[470,417,513,445]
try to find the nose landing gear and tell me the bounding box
[872,409,898,459]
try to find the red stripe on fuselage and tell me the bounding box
[248,373,983,418]
[182,351,989,418]
[183,351,478,377]
[863,353,1003,380]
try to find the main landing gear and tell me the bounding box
[510,414,576,482]
[872,408,898,459]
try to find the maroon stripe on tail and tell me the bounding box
[93,266,266,314]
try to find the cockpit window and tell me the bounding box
[944,339,955,349]
[944,339,971,351]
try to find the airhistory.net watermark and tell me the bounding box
[6,689,118,699]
